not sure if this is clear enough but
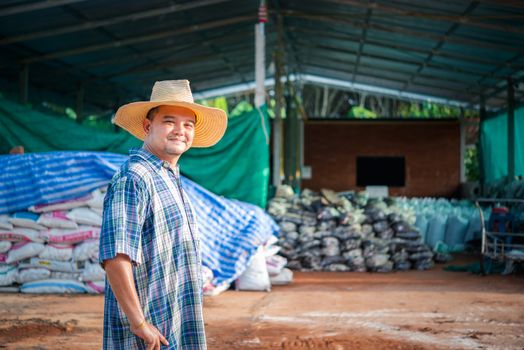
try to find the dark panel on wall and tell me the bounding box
[302,120,460,198]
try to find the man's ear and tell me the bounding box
[143,118,151,135]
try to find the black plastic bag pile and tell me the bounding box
[268,186,435,272]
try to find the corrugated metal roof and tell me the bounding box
[0,0,523,114]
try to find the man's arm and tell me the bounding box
[104,254,169,350]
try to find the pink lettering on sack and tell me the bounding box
[51,211,70,220]
[0,233,31,242]
[47,228,101,243]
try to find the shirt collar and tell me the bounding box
[129,147,180,175]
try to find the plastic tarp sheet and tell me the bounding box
[0,97,141,154]
[0,97,270,208]
[0,151,279,286]
[180,105,270,208]
[481,106,524,183]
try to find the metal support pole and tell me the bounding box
[19,64,28,104]
[297,84,304,191]
[478,95,487,195]
[272,78,283,188]
[459,108,466,183]
[284,85,292,186]
[272,13,285,188]
[289,83,299,191]
[254,22,265,108]
[507,77,515,180]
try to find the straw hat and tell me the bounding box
[113,80,227,147]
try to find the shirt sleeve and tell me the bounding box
[98,175,149,266]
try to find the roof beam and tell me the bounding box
[476,53,522,85]
[401,1,479,92]
[99,47,254,81]
[115,63,252,91]
[283,10,524,55]
[78,26,254,70]
[301,54,477,99]
[352,4,373,83]
[297,46,485,93]
[272,0,303,75]
[0,36,145,108]
[292,34,502,83]
[323,0,524,36]
[0,0,87,17]
[290,25,511,68]
[0,0,232,45]
[299,67,476,105]
[186,11,248,85]
[470,63,524,104]
[190,74,474,107]
[19,15,254,64]
[476,0,524,9]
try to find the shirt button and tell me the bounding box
[162,161,170,168]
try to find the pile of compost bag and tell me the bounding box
[267,186,435,273]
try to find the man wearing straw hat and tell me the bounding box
[99,80,227,350]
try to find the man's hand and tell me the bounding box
[130,321,169,350]
[104,254,169,349]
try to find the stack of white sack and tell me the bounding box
[0,189,106,294]
[234,236,292,292]
[264,236,293,286]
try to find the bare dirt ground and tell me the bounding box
[1,256,523,350]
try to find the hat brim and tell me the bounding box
[113,101,227,148]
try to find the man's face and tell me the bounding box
[143,105,196,160]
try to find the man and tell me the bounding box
[99,80,227,350]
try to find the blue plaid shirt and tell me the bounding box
[99,148,206,350]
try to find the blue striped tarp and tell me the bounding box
[0,152,279,286]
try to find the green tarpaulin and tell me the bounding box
[0,97,141,153]
[481,106,524,183]
[180,105,270,208]
[0,97,270,208]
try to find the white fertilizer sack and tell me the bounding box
[66,208,102,227]
[0,228,44,243]
[37,211,78,229]
[73,240,99,261]
[236,248,271,292]
[39,244,73,262]
[0,265,17,286]
[21,279,87,294]
[81,262,105,282]
[266,255,288,276]
[0,215,13,230]
[6,242,45,263]
[269,268,293,285]
[86,189,105,210]
[84,280,105,294]
[16,268,51,284]
[0,241,12,254]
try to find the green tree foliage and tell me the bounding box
[197,96,229,115]
[465,146,480,181]
[347,106,377,119]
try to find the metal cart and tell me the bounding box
[475,198,524,275]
